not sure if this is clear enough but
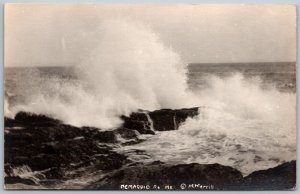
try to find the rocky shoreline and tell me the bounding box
[4,108,296,190]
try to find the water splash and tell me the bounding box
[116,74,296,175]
[7,19,198,129]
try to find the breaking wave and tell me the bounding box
[5,19,198,129]
[116,75,295,175]
[4,19,295,140]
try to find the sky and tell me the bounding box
[5,4,296,67]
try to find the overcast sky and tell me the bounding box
[5,4,296,67]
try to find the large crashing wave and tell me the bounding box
[5,19,198,129]
[4,18,296,177]
[117,74,296,175]
[5,19,296,138]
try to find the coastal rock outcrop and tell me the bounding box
[4,107,199,186]
[148,107,199,131]
[86,160,296,190]
[242,160,296,190]
[86,162,244,190]
[4,112,130,183]
[121,107,199,132]
[4,110,296,190]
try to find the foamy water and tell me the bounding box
[5,19,296,176]
[5,19,198,129]
[113,73,296,175]
[116,108,295,176]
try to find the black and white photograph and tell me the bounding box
[4,4,296,190]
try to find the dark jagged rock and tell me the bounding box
[4,117,16,128]
[6,134,129,172]
[148,107,199,131]
[121,113,155,134]
[43,167,64,179]
[4,112,131,184]
[121,107,199,132]
[92,130,119,143]
[115,128,140,139]
[242,160,296,190]
[114,128,144,145]
[4,108,200,188]
[86,162,243,190]
[5,176,37,186]
[6,111,62,127]
[86,160,297,190]
[122,120,155,134]
[5,111,296,190]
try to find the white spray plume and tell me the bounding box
[9,19,197,129]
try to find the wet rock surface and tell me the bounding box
[4,108,198,187]
[4,109,296,190]
[5,176,37,186]
[86,162,244,190]
[5,112,131,186]
[242,160,296,190]
[121,107,199,132]
[148,107,199,131]
[85,160,296,190]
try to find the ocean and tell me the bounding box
[4,62,296,187]
[115,62,296,175]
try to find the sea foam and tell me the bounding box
[6,19,197,129]
[5,19,296,137]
